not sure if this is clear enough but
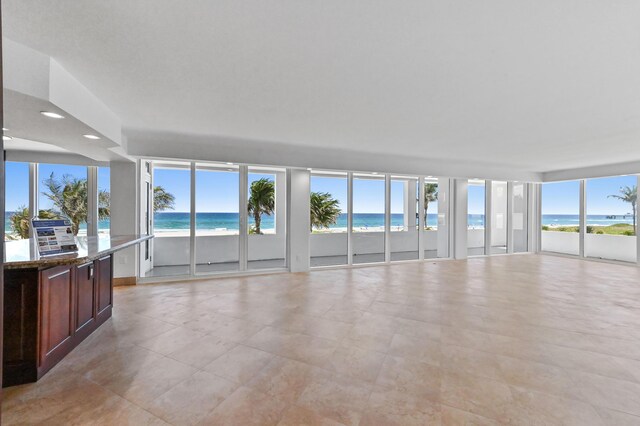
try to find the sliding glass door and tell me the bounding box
[247,167,286,270]
[195,164,240,273]
[143,161,288,279]
[512,182,528,253]
[541,180,580,256]
[390,176,419,261]
[467,179,486,256]
[149,161,192,278]
[585,175,637,262]
[352,173,386,264]
[310,172,348,267]
[490,181,508,254]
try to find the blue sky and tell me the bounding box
[38,164,86,210]
[196,170,239,212]
[156,169,278,213]
[312,176,440,214]
[6,162,111,212]
[7,161,636,216]
[542,175,637,215]
[468,182,485,215]
[6,162,29,211]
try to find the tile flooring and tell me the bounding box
[4,254,640,425]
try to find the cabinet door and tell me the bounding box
[75,262,96,339]
[39,265,75,373]
[95,255,113,325]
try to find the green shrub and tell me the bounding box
[542,225,550,231]
[623,230,635,236]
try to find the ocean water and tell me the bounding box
[153,212,441,230]
[4,212,110,234]
[4,212,635,236]
[542,214,635,227]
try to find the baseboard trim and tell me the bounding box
[113,276,137,286]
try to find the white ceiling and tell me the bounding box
[3,90,125,162]
[4,0,640,175]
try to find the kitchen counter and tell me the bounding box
[4,234,153,269]
[3,234,152,387]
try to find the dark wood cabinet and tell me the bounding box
[3,255,114,387]
[39,265,76,375]
[74,262,96,340]
[3,269,38,387]
[95,256,112,326]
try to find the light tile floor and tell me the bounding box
[4,254,640,425]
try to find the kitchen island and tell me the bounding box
[3,234,152,387]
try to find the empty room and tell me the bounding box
[1,1,640,425]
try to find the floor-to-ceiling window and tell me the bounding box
[247,167,286,270]
[585,175,637,262]
[541,180,580,255]
[352,173,385,264]
[149,161,192,277]
[390,176,419,261]
[512,182,529,252]
[468,179,486,256]
[38,163,88,235]
[310,171,348,267]
[5,162,30,240]
[490,181,508,254]
[424,177,450,259]
[98,166,110,235]
[195,164,240,273]
[144,161,289,279]
[5,162,108,240]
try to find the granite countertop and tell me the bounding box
[4,234,153,269]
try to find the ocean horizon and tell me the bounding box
[4,212,636,234]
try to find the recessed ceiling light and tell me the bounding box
[226,162,233,165]
[3,135,12,141]
[2,128,8,131]
[40,111,65,119]
[372,172,378,175]
[307,168,312,171]
[83,134,100,140]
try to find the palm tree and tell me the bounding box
[423,183,438,228]
[310,192,341,232]
[42,173,110,235]
[154,186,176,211]
[609,185,637,235]
[98,190,110,220]
[7,207,58,240]
[248,178,275,234]
[8,206,31,239]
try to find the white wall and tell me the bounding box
[437,178,450,258]
[543,229,637,259]
[491,181,508,247]
[541,231,581,256]
[127,129,543,183]
[110,161,139,278]
[309,230,439,258]
[154,233,287,266]
[542,231,637,262]
[154,230,447,266]
[467,229,485,250]
[288,169,310,272]
[453,179,468,259]
[585,234,637,262]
